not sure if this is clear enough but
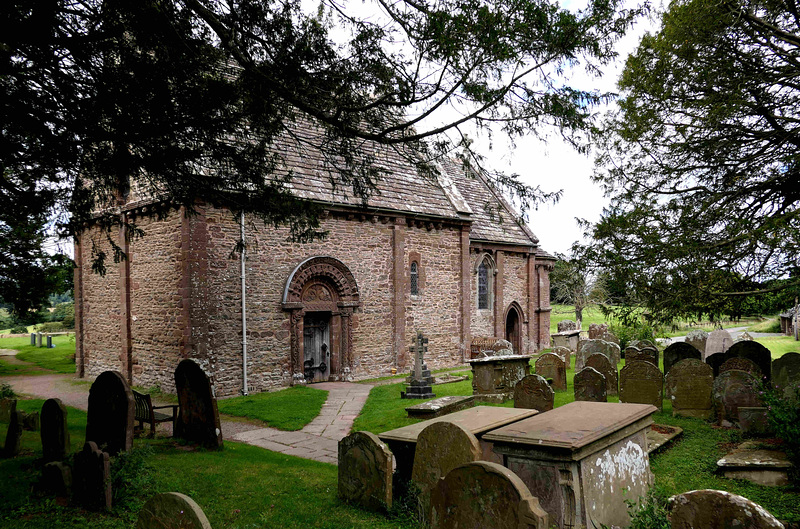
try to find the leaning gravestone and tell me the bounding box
[712,370,762,425]
[535,353,567,391]
[619,361,664,411]
[514,374,554,412]
[429,461,549,529]
[663,342,702,377]
[668,489,784,529]
[719,357,762,379]
[85,370,134,455]
[338,431,393,512]
[726,341,772,381]
[706,329,734,360]
[72,441,111,511]
[174,359,223,449]
[685,330,709,358]
[3,410,23,457]
[136,492,213,529]
[573,367,607,402]
[41,398,70,463]
[772,352,800,396]
[412,421,482,521]
[705,352,728,377]
[586,353,618,397]
[666,359,714,419]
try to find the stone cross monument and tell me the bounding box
[402,331,435,399]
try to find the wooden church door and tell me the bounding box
[303,313,331,382]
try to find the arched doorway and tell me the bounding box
[505,303,523,354]
[282,257,360,384]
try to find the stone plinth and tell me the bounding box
[406,396,475,419]
[378,406,537,485]
[483,401,657,529]
[551,330,580,352]
[469,355,533,403]
[717,444,792,487]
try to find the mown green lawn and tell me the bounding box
[217,385,329,431]
[0,335,76,375]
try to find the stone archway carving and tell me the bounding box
[282,256,360,383]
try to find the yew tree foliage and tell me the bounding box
[2,0,639,276]
[590,0,800,323]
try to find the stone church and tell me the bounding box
[73,122,554,397]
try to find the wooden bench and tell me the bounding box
[132,390,178,438]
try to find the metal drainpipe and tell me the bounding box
[241,212,249,395]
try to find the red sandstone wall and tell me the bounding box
[470,250,494,338]
[501,252,529,353]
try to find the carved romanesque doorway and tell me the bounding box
[303,313,331,382]
[282,256,361,385]
[505,304,522,354]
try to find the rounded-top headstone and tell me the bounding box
[412,421,481,496]
[669,489,784,529]
[573,366,607,402]
[685,330,709,357]
[706,329,734,359]
[535,353,567,391]
[514,374,554,412]
[666,359,714,419]
[136,492,212,529]
[430,461,549,529]
[719,357,762,379]
[712,370,762,425]
[619,360,664,410]
[174,359,223,449]
[41,398,70,462]
[586,353,618,396]
[338,431,393,511]
[663,342,702,377]
[772,352,800,396]
[726,341,772,381]
[86,371,134,455]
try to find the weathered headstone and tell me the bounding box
[705,352,728,377]
[404,331,435,399]
[706,329,734,359]
[338,431,393,512]
[514,375,554,412]
[558,320,577,333]
[41,461,72,498]
[726,341,772,381]
[3,410,23,457]
[772,352,800,396]
[412,421,481,520]
[588,323,609,340]
[738,331,755,341]
[552,346,571,366]
[174,359,223,449]
[30,333,35,346]
[576,339,608,371]
[629,339,656,350]
[86,370,134,455]
[619,360,664,411]
[429,461,549,529]
[469,355,532,403]
[36,332,42,347]
[668,489,785,529]
[640,345,660,367]
[0,397,16,422]
[535,353,567,391]
[136,492,213,529]
[72,441,111,511]
[41,398,70,463]
[712,370,762,425]
[20,410,40,431]
[738,407,772,436]
[573,367,607,402]
[603,331,620,345]
[685,330,709,357]
[666,359,714,419]
[624,345,641,359]
[663,342,702,377]
[719,357,762,379]
[586,353,618,396]
[626,348,658,367]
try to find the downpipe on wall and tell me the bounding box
[241,212,249,395]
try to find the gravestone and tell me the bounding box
[41,398,70,463]
[603,331,620,345]
[36,332,42,347]
[719,357,762,379]
[72,441,111,511]
[772,352,800,396]
[573,367,607,402]
[640,345,660,367]
[20,410,40,431]
[0,397,16,422]
[576,339,607,371]
[712,370,762,425]
[668,490,785,529]
[514,374,554,412]
[136,492,213,529]
[586,353,618,397]
[41,461,72,498]
[86,370,134,455]
[429,461,549,529]
[551,346,571,367]
[412,421,481,520]
[174,359,223,449]
[705,352,728,377]
[685,330,709,357]
[588,323,609,340]
[30,333,35,346]
[738,407,772,437]
[629,339,656,350]
[624,345,641,360]
[626,349,658,367]
[558,320,577,333]
[535,353,567,391]
[338,431,393,511]
[469,355,532,403]
[706,329,734,359]
[663,342,702,377]
[3,410,23,457]
[726,341,772,381]
[666,359,714,419]
[404,331,435,399]
[738,331,755,341]
[619,360,664,411]
[605,341,622,365]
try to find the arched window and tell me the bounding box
[478,258,492,309]
[410,261,419,296]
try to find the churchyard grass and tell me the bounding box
[216,385,329,431]
[756,336,800,359]
[0,399,416,529]
[0,335,76,375]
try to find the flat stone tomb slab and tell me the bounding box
[483,401,657,529]
[717,443,792,487]
[405,396,475,419]
[378,406,537,484]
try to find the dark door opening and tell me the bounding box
[506,308,521,354]
[303,313,331,382]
